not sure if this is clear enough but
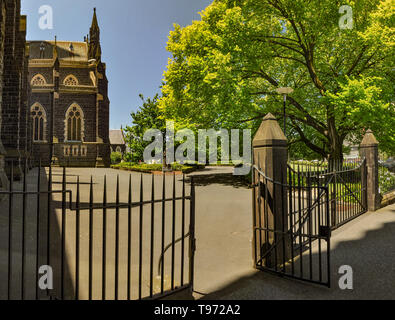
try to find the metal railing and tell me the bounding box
[252,157,368,287]
[0,159,195,300]
[252,160,331,287]
[288,158,367,229]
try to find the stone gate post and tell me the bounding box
[359,129,380,211]
[252,113,290,268]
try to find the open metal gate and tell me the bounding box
[318,159,368,229]
[252,158,368,288]
[0,160,195,300]
[252,163,331,287]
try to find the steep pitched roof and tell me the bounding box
[91,8,99,31]
[28,41,88,62]
[109,130,126,145]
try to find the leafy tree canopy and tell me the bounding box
[124,94,165,163]
[159,0,395,160]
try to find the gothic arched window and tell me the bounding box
[31,103,47,142]
[63,75,79,86]
[31,74,47,86]
[65,104,84,141]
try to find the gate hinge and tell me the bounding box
[319,226,331,238]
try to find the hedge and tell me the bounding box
[111,162,204,174]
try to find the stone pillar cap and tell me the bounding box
[360,129,379,147]
[253,113,287,147]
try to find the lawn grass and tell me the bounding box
[111,162,205,174]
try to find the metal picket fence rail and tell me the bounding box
[0,159,195,300]
[252,161,331,287]
[252,157,368,287]
[288,158,367,229]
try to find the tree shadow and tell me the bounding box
[198,218,395,300]
[186,173,250,189]
[29,41,83,60]
[0,167,74,300]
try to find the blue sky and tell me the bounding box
[21,0,213,129]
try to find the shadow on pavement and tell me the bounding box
[187,173,250,189]
[0,167,74,300]
[198,219,395,300]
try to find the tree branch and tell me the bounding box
[346,45,369,76]
[268,40,305,56]
[290,118,327,158]
[237,114,266,123]
[287,97,327,134]
[250,35,299,44]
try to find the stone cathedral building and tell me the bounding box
[28,8,110,167]
[0,4,110,191]
[0,0,30,189]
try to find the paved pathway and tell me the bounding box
[3,165,394,300]
[195,204,395,300]
[168,166,395,300]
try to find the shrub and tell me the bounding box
[111,152,123,165]
[111,162,204,174]
[123,152,133,163]
[379,166,395,195]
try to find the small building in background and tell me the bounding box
[109,128,126,155]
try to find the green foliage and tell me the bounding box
[122,152,134,163]
[110,152,123,165]
[379,166,395,194]
[112,163,163,173]
[111,162,203,174]
[124,94,165,163]
[289,141,324,161]
[160,0,395,160]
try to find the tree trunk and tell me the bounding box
[327,109,343,170]
[328,133,344,171]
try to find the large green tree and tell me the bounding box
[159,0,395,161]
[124,94,165,163]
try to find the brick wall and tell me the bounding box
[0,0,8,188]
[1,0,30,171]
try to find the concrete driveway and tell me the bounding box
[2,165,395,300]
[1,165,252,300]
[197,204,395,300]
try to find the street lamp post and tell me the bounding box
[275,87,294,136]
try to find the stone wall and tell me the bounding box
[28,62,110,167]
[0,0,30,178]
[0,0,8,189]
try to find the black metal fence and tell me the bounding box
[288,159,367,229]
[252,158,368,287]
[252,162,331,287]
[0,160,195,300]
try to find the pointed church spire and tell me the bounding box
[91,7,99,30]
[88,7,101,61]
[53,35,58,59]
